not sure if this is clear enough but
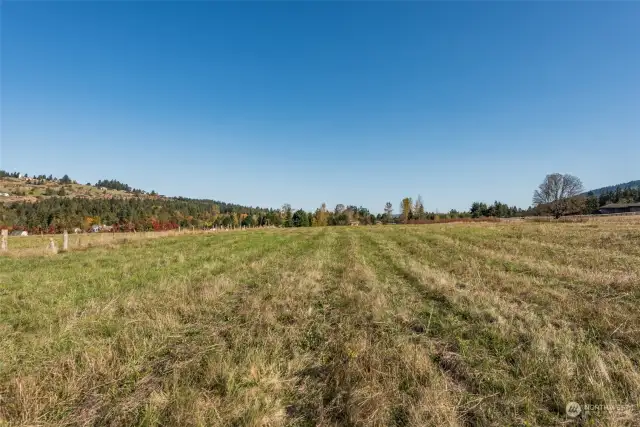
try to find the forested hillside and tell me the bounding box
[529,185,640,217]
[2,170,639,233]
[583,180,640,197]
[0,171,276,233]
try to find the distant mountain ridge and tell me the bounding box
[584,180,640,197]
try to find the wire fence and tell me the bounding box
[0,226,260,257]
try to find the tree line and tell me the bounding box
[1,171,638,233]
[94,179,133,192]
[1,170,73,184]
[0,197,283,234]
[0,196,521,233]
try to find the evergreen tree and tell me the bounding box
[292,209,309,227]
[282,204,293,227]
[384,202,393,223]
[414,195,425,219]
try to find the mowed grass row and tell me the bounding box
[1,222,639,426]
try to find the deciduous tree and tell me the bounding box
[314,203,328,226]
[401,197,412,224]
[533,173,584,218]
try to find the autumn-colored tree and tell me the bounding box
[82,216,94,230]
[401,197,413,224]
[314,202,328,226]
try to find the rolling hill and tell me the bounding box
[584,179,640,197]
[0,176,147,204]
[0,172,276,233]
[0,173,262,213]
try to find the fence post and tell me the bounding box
[63,230,69,251]
[49,238,58,254]
[1,229,7,251]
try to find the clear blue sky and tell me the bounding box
[2,2,639,213]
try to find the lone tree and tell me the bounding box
[533,173,584,218]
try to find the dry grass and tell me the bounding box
[0,177,136,204]
[1,219,639,426]
[2,229,244,257]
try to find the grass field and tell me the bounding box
[1,220,639,426]
[2,229,210,256]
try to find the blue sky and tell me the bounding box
[2,2,639,213]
